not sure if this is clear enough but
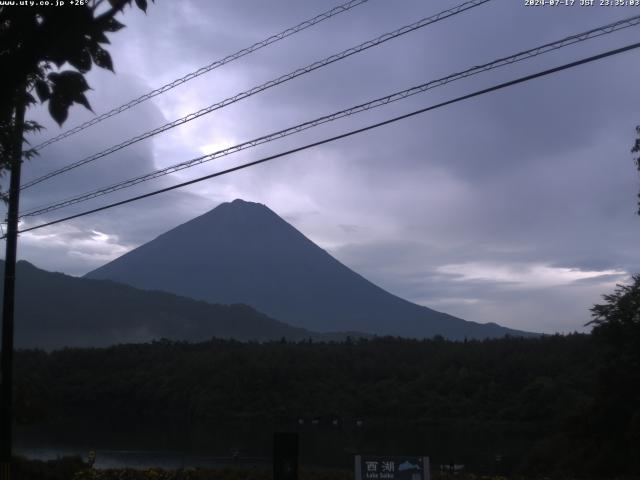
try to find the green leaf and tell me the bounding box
[90,44,113,71]
[48,97,69,126]
[23,120,44,133]
[48,71,90,94]
[34,80,50,102]
[135,0,147,12]
[92,29,111,45]
[47,71,93,122]
[68,48,92,74]
[107,0,130,10]
[24,92,36,106]
[103,17,125,33]
[74,92,93,112]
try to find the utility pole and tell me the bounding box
[0,94,26,480]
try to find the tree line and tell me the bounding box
[9,329,637,475]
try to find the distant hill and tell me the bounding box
[0,260,341,350]
[86,199,534,339]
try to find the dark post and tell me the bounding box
[274,432,298,480]
[0,98,26,480]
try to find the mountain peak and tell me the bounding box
[223,198,265,209]
[230,198,259,206]
[173,198,292,242]
[198,198,277,222]
[86,200,533,339]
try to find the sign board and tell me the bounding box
[274,432,298,480]
[355,456,430,480]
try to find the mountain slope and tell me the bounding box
[86,199,532,339]
[0,260,328,350]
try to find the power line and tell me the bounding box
[21,0,490,190]
[19,13,640,219]
[30,0,371,152]
[11,41,640,239]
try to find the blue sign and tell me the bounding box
[355,456,430,480]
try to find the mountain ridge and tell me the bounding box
[86,199,534,339]
[0,259,361,350]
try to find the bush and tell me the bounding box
[14,455,87,480]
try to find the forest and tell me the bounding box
[11,321,639,476]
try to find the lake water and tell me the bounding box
[15,446,269,470]
[14,420,532,472]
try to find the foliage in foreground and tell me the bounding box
[587,275,640,475]
[14,455,87,480]
[72,467,270,480]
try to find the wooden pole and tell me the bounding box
[0,97,26,480]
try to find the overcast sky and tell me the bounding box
[4,0,640,334]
